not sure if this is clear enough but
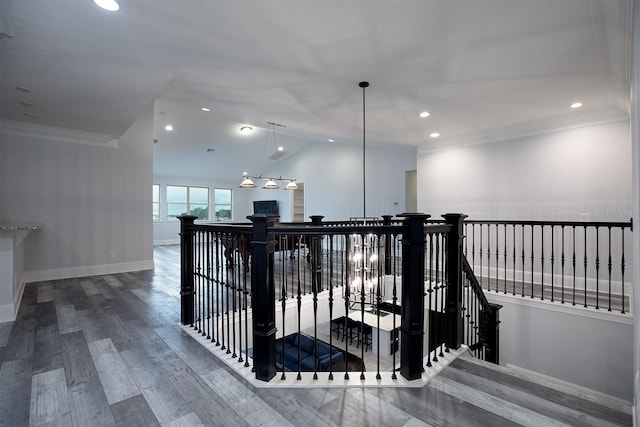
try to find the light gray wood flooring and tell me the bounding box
[0,245,631,426]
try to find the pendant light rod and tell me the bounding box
[359,81,369,220]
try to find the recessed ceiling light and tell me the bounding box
[419,111,431,118]
[201,107,210,112]
[240,126,253,134]
[570,102,583,109]
[93,0,120,11]
[16,86,31,93]
[277,146,284,152]
[165,124,174,131]
[328,139,335,143]
[429,132,440,138]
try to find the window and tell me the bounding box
[214,189,232,221]
[167,185,209,220]
[152,184,160,222]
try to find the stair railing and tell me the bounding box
[462,255,502,363]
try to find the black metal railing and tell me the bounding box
[179,212,497,383]
[462,256,501,363]
[464,219,633,314]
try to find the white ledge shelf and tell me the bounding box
[0,222,43,231]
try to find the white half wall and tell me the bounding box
[0,107,155,281]
[487,293,633,402]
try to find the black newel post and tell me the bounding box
[179,215,197,326]
[310,215,324,292]
[442,213,467,350]
[399,213,430,380]
[481,303,502,364]
[250,214,278,381]
[382,215,393,275]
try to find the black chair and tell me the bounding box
[345,318,360,344]
[330,316,346,340]
[354,322,372,352]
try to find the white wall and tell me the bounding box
[417,120,632,221]
[281,142,416,221]
[631,0,640,421]
[487,293,633,401]
[0,107,155,280]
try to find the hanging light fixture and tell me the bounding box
[348,81,384,310]
[285,180,299,190]
[239,175,256,188]
[238,121,299,190]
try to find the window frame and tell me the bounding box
[166,185,211,221]
[152,184,161,222]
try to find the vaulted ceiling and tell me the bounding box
[0,0,632,179]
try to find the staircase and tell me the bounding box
[431,352,632,426]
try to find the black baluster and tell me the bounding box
[595,226,600,310]
[215,232,221,346]
[583,226,588,308]
[391,233,399,380]
[530,224,534,299]
[479,224,484,288]
[207,231,211,340]
[426,235,434,368]
[621,230,626,314]
[561,225,565,304]
[487,224,491,292]
[572,226,576,306]
[541,225,545,301]
[328,235,334,381]
[503,224,508,294]
[521,225,525,297]
[343,233,351,380]
[495,225,499,293]
[607,226,612,312]
[550,226,555,302]
[512,225,516,295]
[432,234,439,364]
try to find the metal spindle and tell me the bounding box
[583,226,588,308]
[521,225,525,297]
[541,225,545,301]
[512,225,516,295]
[572,226,576,306]
[550,226,555,302]
[621,230,626,314]
[607,226,612,312]
[530,225,534,299]
[595,226,600,310]
[561,225,565,304]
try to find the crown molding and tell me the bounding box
[0,119,118,148]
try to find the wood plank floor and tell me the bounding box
[0,245,631,426]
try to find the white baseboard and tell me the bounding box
[0,304,15,323]
[24,260,155,283]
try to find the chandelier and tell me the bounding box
[238,121,299,190]
[349,233,384,307]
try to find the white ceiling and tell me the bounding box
[0,0,632,180]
